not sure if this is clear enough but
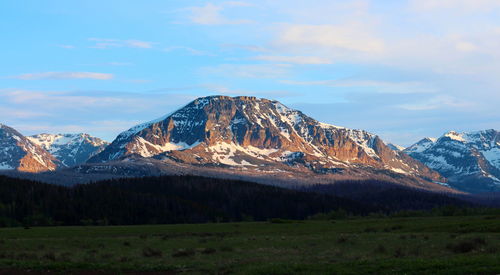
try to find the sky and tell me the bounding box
[1,0,500,146]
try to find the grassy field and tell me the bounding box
[0,215,499,274]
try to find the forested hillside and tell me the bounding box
[0,175,368,226]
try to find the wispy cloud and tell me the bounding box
[220,44,270,53]
[281,79,437,94]
[275,23,385,54]
[205,84,299,98]
[10,72,114,80]
[88,38,156,49]
[0,107,50,119]
[187,2,253,25]
[164,46,214,56]
[396,96,471,111]
[57,44,76,49]
[106,62,133,66]
[253,55,332,65]
[0,89,201,140]
[410,0,500,12]
[201,63,292,78]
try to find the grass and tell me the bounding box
[0,215,498,274]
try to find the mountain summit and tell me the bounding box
[27,133,109,167]
[404,130,500,192]
[0,124,57,172]
[89,95,443,184]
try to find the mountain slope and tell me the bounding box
[27,133,108,167]
[404,130,500,193]
[387,143,405,151]
[89,96,445,189]
[0,124,57,172]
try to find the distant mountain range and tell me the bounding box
[28,133,108,167]
[0,124,57,172]
[1,95,499,194]
[404,130,500,193]
[0,124,108,172]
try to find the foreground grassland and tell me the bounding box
[0,216,499,274]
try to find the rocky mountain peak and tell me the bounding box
[0,124,57,172]
[88,96,444,184]
[404,129,500,192]
[28,133,109,167]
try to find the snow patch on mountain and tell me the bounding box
[387,143,405,151]
[443,131,466,142]
[88,96,444,185]
[405,129,500,192]
[28,133,109,167]
[483,148,500,170]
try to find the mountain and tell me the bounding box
[88,95,447,191]
[27,133,108,167]
[404,130,500,193]
[387,143,405,151]
[404,137,437,155]
[0,124,57,172]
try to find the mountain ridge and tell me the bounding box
[0,124,58,172]
[0,124,108,172]
[88,95,447,191]
[27,133,109,167]
[404,129,500,193]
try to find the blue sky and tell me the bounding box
[1,0,500,146]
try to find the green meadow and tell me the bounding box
[0,215,499,274]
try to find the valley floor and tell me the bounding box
[0,216,499,274]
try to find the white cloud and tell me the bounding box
[253,55,332,65]
[88,38,156,49]
[11,72,114,80]
[205,84,298,98]
[187,2,252,25]
[57,44,75,49]
[3,90,125,106]
[0,89,199,140]
[455,41,478,52]
[410,0,500,12]
[220,44,269,52]
[281,79,437,94]
[126,40,154,48]
[201,63,292,78]
[275,23,385,54]
[396,96,471,111]
[106,62,133,66]
[164,46,214,56]
[0,107,50,119]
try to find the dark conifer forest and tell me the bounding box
[0,175,478,227]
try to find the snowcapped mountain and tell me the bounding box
[404,130,500,193]
[89,96,444,187]
[27,133,109,167]
[387,143,405,151]
[0,124,57,172]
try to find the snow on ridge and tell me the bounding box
[0,162,13,170]
[443,131,466,142]
[440,129,498,145]
[482,148,500,170]
[387,143,405,151]
[404,137,436,154]
[116,98,211,141]
[272,101,377,157]
[129,137,202,158]
[28,133,108,154]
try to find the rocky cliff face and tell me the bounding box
[0,124,58,172]
[27,133,109,167]
[404,130,500,193]
[89,96,444,183]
